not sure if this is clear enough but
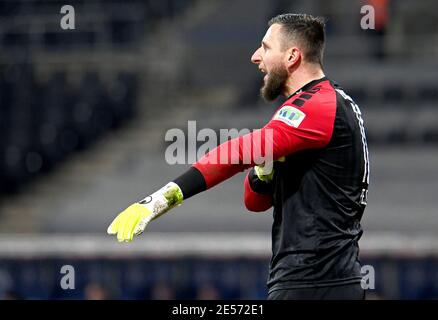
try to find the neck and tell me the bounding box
[283,65,325,97]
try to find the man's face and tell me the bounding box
[251,24,289,101]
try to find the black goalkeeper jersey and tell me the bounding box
[182,76,370,292]
[265,78,369,291]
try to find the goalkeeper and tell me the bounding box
[108,14,369,300]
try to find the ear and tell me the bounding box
[286,47,301,69]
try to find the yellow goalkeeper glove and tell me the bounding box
[107,182,183,242]
[254,156,285,182]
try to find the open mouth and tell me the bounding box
[259,68,267,82]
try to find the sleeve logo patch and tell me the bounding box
[273,105,306,128]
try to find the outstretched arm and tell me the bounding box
[108,93,336,242]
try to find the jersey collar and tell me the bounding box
[285,76,328,100]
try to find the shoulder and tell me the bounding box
[288,79,336,109]
[271,80,337,127]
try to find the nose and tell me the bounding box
[251,47,262,65]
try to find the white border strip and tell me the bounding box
[0,232,437,259]
[0,233,271,259]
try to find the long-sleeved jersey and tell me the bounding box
[176,77,370,291]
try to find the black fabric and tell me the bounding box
[292,98,306,107]
[285,77,328,100]
[267,79,369,292]
[172,166,207,200]
[248,167,273,194]
[267,283,366,300]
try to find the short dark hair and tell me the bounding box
[268,13,326,66]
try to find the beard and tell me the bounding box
[260,65,288,102]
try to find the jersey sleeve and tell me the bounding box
[193,83,337,190]
[243,170,273,212]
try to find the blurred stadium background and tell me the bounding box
[0,0,437,299]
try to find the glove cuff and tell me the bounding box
[138,182,184,220]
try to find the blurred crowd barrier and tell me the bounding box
[0,233,437,300]
[2,256,438,300]
[0,258,269,300]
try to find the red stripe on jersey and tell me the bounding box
[193,80,337,189]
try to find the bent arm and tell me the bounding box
[244,169,273,212]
